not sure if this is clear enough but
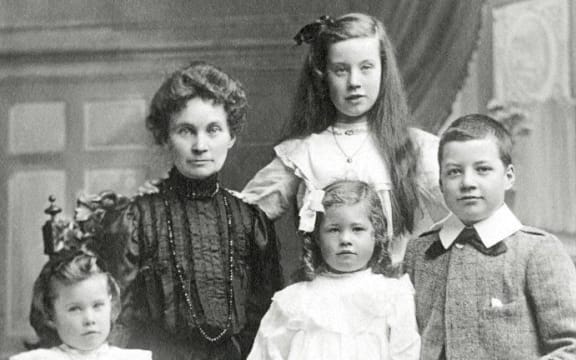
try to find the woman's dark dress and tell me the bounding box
[102,169,283,360]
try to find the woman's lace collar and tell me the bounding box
[163,167,220,199]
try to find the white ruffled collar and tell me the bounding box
[59,343,109,358]
[317,267,372,280]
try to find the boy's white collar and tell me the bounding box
[439,204,522,250]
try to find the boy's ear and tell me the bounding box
[505,164,515,190]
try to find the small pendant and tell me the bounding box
[346,158,353,163]
[344,129,354,136]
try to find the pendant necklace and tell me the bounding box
[162,189,234,343]
[331,126,369,163]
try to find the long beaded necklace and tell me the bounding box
[162,188,235,343]
[331,125,369,163]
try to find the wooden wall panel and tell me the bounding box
[9,102,67,154]
[6,171,67,337]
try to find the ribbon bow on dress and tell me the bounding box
[298,188,326,232]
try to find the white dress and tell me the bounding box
[241,122,446,239]
[247,270,420,360]
[9,343,152,360]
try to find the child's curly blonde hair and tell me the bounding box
[293,180,399,282]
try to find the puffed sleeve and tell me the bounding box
[241,157,301,220]
[247,301,297,360]
[388,275,421,360]
[106,199,176,355]
[410,128,449,234]
[90,198,139,284]
[102,200,145,347]
[238,206,284,355]
[525,234,576,359]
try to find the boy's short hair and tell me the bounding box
[438,113,513,166]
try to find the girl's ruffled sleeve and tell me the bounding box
[247,301,297,360]
[411,128,449,231]
[388,275,421,360]
[241,157,301,220]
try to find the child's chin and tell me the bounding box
[329,264,367,274]
[460,215,487,226]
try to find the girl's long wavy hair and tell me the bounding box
[293,180,399,282]
[284,13,421,236]
[28,249,121,348]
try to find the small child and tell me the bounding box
[404,114,576,359]
[10,249,151,360]
[248,180,420,360]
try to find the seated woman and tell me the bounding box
[97,61,283,360]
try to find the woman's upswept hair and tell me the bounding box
[28,249,121,348]
[293,180,398,282]
[286,13,420,235]
[146,61,248,144]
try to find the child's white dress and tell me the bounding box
[10,343,152,360]
[242,122,446,239]
[247,269,420,360]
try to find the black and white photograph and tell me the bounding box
[1,0,575,359]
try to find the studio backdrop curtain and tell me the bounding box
[377,0,487,133]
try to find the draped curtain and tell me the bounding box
[376,0,487,133]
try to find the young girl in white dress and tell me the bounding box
[247,180,420,360]
[241,13,447,262]
[10,250,151,360]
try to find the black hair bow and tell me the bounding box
[293,15,335,45]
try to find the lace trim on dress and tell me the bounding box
[163,167,220,199]
[270,271,413,334]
